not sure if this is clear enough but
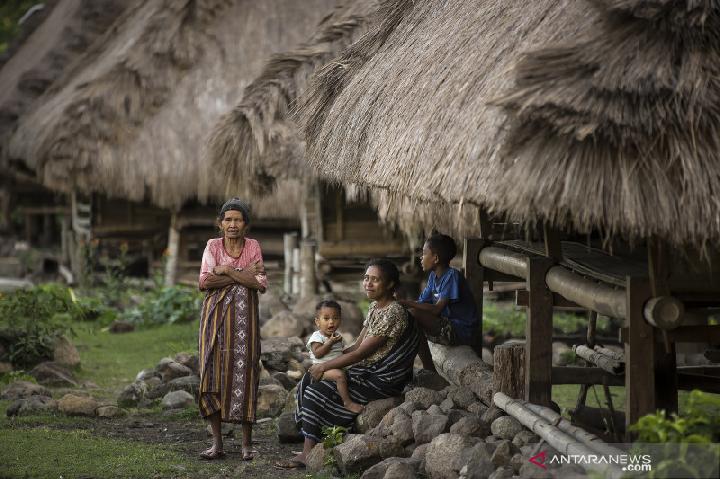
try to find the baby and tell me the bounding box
[306,300,364,413]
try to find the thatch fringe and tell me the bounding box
[494,0,720,247]
[202,0,378,200]
[298,0,720,247]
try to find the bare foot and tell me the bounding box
[344,401,365,414]
[199,445,225,460]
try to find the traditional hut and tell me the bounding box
[204,0,415,296]
[298,0,720,438]
[0,0,130,276]
[4,0,336,282]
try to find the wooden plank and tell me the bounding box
[551,367,624,386]
[525,257,554,407]
[667,325,720,343]
[625,277,654,440]
[464,238,485,355]
[677,373,720,394]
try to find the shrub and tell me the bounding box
[119,285,202,328]
[0,284,81,367]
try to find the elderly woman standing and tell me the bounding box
[197,198,267,461]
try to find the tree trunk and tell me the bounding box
[493,342,525,399]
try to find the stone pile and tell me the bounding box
[299,374,587,479]
[1,380,123,418]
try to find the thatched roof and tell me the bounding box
[203,0,378,199]
[7,0,334,214]
[0,0,129,164]
[300,0,720,247]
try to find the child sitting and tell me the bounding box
[399,233,479,367]
[306,300,364,413]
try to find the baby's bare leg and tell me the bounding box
[322,368,364,413]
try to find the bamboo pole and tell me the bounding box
[574,345,624,375]
[643,296,685,330]
[164,213,180,287]
[524,402,624,458]
[494,393,624,479]
[478,247,528,279]
[593,346,624,362]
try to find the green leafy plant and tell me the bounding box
[119,285,202,328]
[321,425,347,467]
[629,390,720,478]
[0,284,81,367]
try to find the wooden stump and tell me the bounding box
[493,342,525,399]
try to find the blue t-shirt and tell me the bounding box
[418,267,478,344]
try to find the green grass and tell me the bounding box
[72,320,198,397]
[0,427,228,479]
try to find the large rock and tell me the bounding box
[0,380,51,400]
[449,416,490,437]
[334,434,384,475]
[424,433,476,479]
[52,336,80,368]
[118,381,148,407]
[259,290,289,323]
[156,360,192,382]
[29,362,78,387]
[389,414,414,446]
[513,430,540,448]
[460,443,497,479]
[168,375,200,396]
[306,442,330,473]
[405,387,445,409]
[260,336,305,372]
[412,411,450,445]
[450,388,477,409]
[491,416,524,440]
[356,397,401,433]
[174,352,199,374]
[135,368,160,382]
[161,390,194,409]
[491,440,514,467]
[261,310,304,339]
[58,394,98,416]
[361,457,421,479]
[96,405,126,418]
[291,295,325,328]
[272,372,296,391]
[482,405,506,424]
[256,384,288,418]
[467,401,488,417]
[6,396,58,416]
[277,411,303,443]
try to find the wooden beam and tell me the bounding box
[624,277,654,440]
[464,238,485,355]
[525,257,554,407]
[677,373,720,394]
[516,290,583,310]
[551,367,624,386]
[164,213,180,287]
[494,342,525,399]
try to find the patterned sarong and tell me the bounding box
[198,284,260,423]
[295,320,420,442]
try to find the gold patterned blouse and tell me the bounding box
[361,301,408,365]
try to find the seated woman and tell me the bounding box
[275,259,420,470]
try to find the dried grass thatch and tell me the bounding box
[299,0,720,247]
[203,0,378,199]
[7,0,334,214]
[0,0,129,159]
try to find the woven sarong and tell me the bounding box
[198,284,260,423]
[295,320,420,442]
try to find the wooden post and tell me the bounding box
[625,277,655,439]
[493,342,525,399]
[164,213,180,287]
[525,257,554,406]
[292,247,301,295]
[300,240,317,299]
[283,232,298,295]
[464,238,485,356]
[647,239,678,415]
